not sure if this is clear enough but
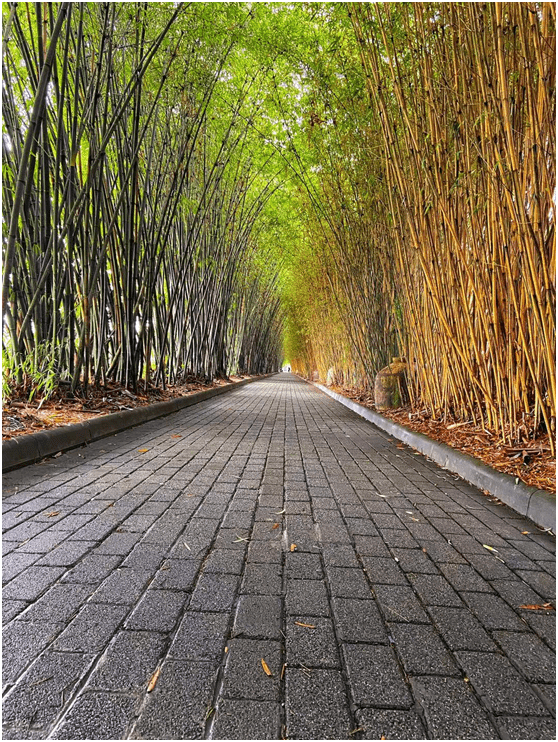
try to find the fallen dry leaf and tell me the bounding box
[521,531,530,535]
[138,448,149,453]
[184,542,191,550]
[290,543,297,552]
[261,658,272,676]
[171,434,182,438]
[272,523,280,530]
[46,511,60,517]
[294,621,316,629]
[29,675,53,688]
[147,667,161,692]
[519,603,554,611]
[482,544,498,553]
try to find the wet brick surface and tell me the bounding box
[2,374,555,738]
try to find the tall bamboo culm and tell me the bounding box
[350,2,555,451]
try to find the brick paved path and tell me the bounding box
[2,374,555,739]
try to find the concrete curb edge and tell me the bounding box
[311,381,555,532]
[2,374,274,473]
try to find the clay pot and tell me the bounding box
[374,357,408,410]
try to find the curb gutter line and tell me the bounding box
[2,374,273,473]
[311,381,555,532]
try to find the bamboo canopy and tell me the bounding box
[3,3,555,458]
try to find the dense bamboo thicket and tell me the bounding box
[282,16,399,390]
[2,3,284,396]
[285,3,555,451]
[350,2,555,448]
[3,3,555,455]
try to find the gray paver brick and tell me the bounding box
[286,579,330,616]
[343,643,413,708]
[132,661,217,739]
[490,577,548,608]
[211,699,280,740]
[60,554,121,584]
[221,638,281,701]
[498,717,558,740]
[461,591,528,631]
[439,562,493,592]
[89,567,150,605]
[457,651,550,716]
[151,558,201,591]
[189,572,239,611]
[321,544,361,566]
[428,606,497,651]
[234,595,282,639]
[285,668,352,740]
[2,566,65,602]
[370,529,418,549]
[286,615,340,669]
[53,603,129,653]
[2,651,95,735]
[407,573,463,607]
[50,692,137,739]
[241,563,282,594]
[3,620,64,686]
[332,596,388,643]
[3,374,556,740]
[515,569,556,601]
[2,552,40,583]
[86,630,165,692]
[200,548,245,576]
[494,631,556,683]
[411,676,498,739]
[35,539,97,567]
[169,611,229,662]
[325,566,372,599]
[373,584,430,623]
[94,531,143,555]
[523,612,556,650]
[285,552,323,580]
[361,556,409,585]
[2,600,27,624]
[16,583,93,623]
[390,622,460,676]
[355,709,427,740]
[466,553,515,580]
[390,547,439,574]
[125,589,188,632]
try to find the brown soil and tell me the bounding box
[2,376,255,441]
[330,385,556,495]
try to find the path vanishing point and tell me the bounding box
[2,374,555,739]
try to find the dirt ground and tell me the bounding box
[330,385,556,496]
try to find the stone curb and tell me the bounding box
[2,375,273,473]
[311,381,555,532]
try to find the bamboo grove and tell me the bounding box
[2,3,285,395]
[3,3,556,452]
[283,3,556,451]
